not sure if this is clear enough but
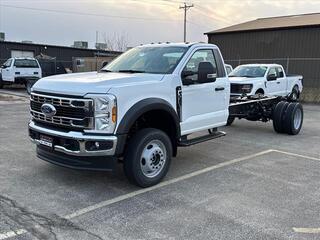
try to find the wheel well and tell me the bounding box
[127,109,178,156]
[255,88,264,94]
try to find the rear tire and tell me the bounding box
[123,128,172,188]
[290,86,299,101]
[283,102,303,135]
[273,101,289,133]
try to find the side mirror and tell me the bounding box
[267,74,277,81]
[181,70,195,78]
[181,70,196,85]
[198,62,217,83]
[1,65,6,69]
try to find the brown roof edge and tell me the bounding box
[204,24,320,35]
[204,12,320,35]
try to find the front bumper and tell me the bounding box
[29,121,121,171]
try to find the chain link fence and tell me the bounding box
[225,58,320,103]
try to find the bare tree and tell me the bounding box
[103,32,129,52]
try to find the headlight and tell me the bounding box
[84,94,117,133]
[241,84,253,93]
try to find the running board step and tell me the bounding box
[178,131,226,147]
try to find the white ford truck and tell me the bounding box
[0,57,42,94]
[229,64,303,100]
[28,43,304,187]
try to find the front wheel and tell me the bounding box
[123,128,172,188]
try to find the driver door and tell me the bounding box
[266,67,281,95]
[1,59,14,82]
[180,49,229,135]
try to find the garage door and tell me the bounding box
[11,50,34,58]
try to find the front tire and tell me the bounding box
[123,128,172,188]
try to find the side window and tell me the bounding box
[3,59,12,68]
[183,49,217,83]
[276,67,284,78]
[268,67,277,77]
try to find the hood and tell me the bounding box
[229,76,264,84]
[32,71,165,96]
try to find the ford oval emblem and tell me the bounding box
[41,103,57,118]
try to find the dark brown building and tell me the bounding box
[205,13,320,102]
[0,41,121,76]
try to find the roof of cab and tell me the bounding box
[138,42,218,48]
[239,63,282,68]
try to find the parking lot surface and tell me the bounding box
[0,99,319,240]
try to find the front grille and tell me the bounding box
[30,93,94,130]
[230,84,252,94]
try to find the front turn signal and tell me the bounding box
[112,106,117,123]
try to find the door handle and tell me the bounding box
[276,82,280,84]
[215,87,225,91]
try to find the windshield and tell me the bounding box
[229,66,267,78]
[103,46,188,74]
[14,59,39,68]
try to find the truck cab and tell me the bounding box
[29,43,230,187]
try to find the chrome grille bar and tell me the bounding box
[30,93,94,129]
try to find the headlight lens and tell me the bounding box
[241,84,253,93]
[85,94,117,133]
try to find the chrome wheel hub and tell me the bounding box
[140,140,166,178]
[294,108,302,130]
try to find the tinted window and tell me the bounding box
[268,67,277,76]
[14,59,39,68]
[229,66,267,78]
[277,67,284,78]
[104,46,187,74]
[183,49,217,83]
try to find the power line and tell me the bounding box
[179,2,194,42]
[0,4,178,22]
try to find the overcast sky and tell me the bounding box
[1,0,320,49]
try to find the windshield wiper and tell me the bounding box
[118,69,145,73]
[99,69,113,72]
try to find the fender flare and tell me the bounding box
[116,98,181,138]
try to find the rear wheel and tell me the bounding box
[290,86,299,101]
[273,101,289,133]
[123,128,172,188]
[283,102,303,135]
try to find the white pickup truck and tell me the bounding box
[28,43,304,187]
[0,57,42,94]
[229,64,303,100]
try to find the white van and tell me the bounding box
[0,57,42,94]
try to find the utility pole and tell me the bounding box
[179,2,194,42]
